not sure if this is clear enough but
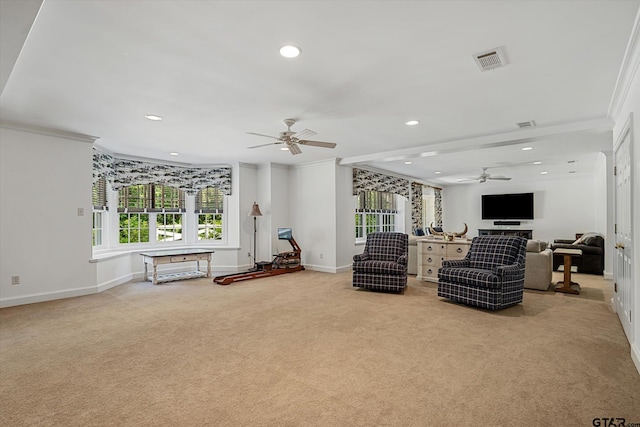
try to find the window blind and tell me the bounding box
[92,177,108,210]
[117,184,185,212]
[195,187,224,213]
[356,191,397,213]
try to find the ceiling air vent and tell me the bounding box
[473,47,507,72]
[516,120,536,129]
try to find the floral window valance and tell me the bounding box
[93,149,231,195]
[352,168,409,198]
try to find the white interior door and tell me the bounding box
[614,116,634,341]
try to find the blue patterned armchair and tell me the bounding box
[437,235,527,310]
[353,232,408,293]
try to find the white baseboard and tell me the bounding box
[97,273,134,292]
[631,342,640,376]
[0,286,98,308]
[303,264,351,273]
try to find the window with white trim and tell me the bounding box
[92,177,107,247]
[117,184,185,244]
[355,191,400,242]
[422,186,436,231]
[196,187,224,241]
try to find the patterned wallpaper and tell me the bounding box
[93,149,231,195]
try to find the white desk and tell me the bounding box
[140,249,215,284]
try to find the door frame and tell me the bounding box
[613,112,635,344]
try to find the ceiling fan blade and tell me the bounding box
[293,129,317,139]
[298,140,337,149]
[488,176,512,180]
[246,132,279,140]
[289,143,303,155]
[248,142,281,149]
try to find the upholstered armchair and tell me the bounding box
[353,232,409,293]
[437,235,527,310]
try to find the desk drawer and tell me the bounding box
[446,244,469,259]
[420,242,446,254]
[421,254,443,266]
[170,255,198,263]
[421,266,439,280]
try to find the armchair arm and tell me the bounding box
[397,253,408,266]
[554,239,575,244]
[353,251,369,262]
[493,263,522,277]
[442,259,469,269]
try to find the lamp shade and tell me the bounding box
[248,202,263,217]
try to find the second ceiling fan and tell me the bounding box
[460,167,512,183]
[247,119,337,155]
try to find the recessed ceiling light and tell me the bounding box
[405,120,420,126]
[145,114,163,121]
[169,152,179,156]
[540,171,548,175]
[405,161,413,165]
[522,147,533,151]
[279,45,301,58]
[434,171,442,175]
[533,161,542,165]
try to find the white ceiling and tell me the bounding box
[1,0,638,185]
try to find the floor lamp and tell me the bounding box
[248,201,263,269]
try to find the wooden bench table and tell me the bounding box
[553,248,582,294]
[140,249,215,284]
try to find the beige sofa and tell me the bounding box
[524,239,553,290]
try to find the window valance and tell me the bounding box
[352,168,409,198]
[411,182,423,231]
[93,149,231,195]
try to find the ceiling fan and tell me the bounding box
[247,119,337,155]
[459,167,512,183]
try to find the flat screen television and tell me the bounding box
[481,192,534,220]
[278,228,292,240]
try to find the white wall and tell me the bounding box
[289,160,338,272]
[442,176,603,244]
[269,164,291,256]
[0,127,96,307]
[336,164,355,271]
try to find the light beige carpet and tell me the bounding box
[1,271,639,426]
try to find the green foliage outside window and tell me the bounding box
[198,214,223,240]
[157,213,183,242]
[119,213,149,244]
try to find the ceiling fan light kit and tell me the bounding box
[247,119,337,155]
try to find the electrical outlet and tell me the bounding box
[11,275,20,285]
[248,252,251,258]
[320,253,323,259]
[77,207,84,216]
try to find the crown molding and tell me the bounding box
[608,7,640,121]
[0,120,98,143]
